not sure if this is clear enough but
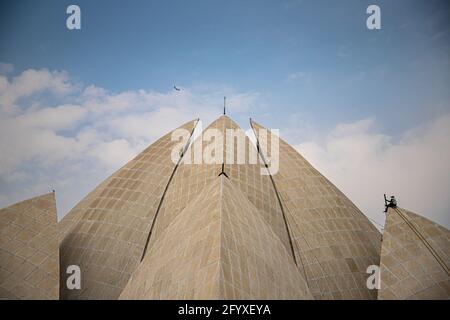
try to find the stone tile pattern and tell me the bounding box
[59,119,197,299]
[120,176,312,299]
[149,116,292,259]
[119,177,221,299]
[0,193,59,299]
[251,120,381,300]
[219,176,312,299]
[379,207,450,299]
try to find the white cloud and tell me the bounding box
[296,115,450,229]
[0,69,75,113]
[0,66,261,218]
[288,71,309,82]
[16,104,87,130]
[91,139,139,169]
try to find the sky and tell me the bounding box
[0,0,449,229]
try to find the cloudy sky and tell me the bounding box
[0,0,449,229]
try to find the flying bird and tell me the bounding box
[174,85,181,91]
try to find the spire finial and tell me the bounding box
[223,96,226,115]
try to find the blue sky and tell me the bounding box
[2,0,449,131]
[0,0,449,227]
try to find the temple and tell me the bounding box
[0,115,449,299]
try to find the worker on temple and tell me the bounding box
[384,194,397,212]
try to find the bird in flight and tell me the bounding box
[174,85,181,91]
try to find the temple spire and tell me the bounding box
[223,96,226,115]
